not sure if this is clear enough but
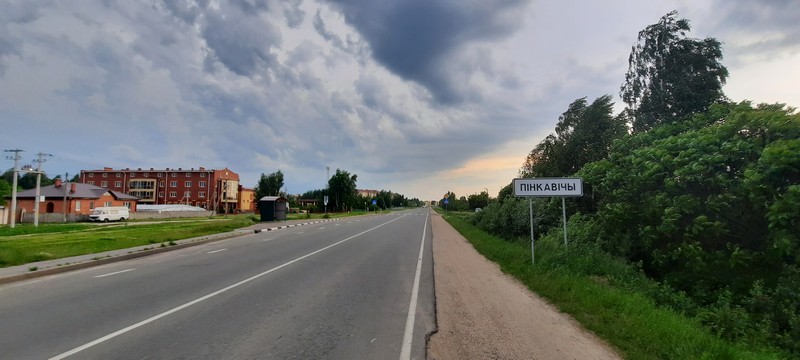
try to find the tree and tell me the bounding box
[521,95,625,177]
[621,10,728,132]
[0,178,10,206]
[255,170,284,200]
[327,169,357,212]
[468,191,489,210]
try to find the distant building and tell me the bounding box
[79,167,240,213]
[10,179,138,217]
[238,186,256,213]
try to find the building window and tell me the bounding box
[159,181,165,187]
[184,190,191,198]
[88,173,94,178]
[185,181,192,187]
[105,201,112,207]
[102,173,107,178]
[116,173,121,178]
[159,192,164,198]
[169,191,177,198]
[89,201,95,209]
[130,172,137,177]
[186,173,191,178]
[114,181,122,187]
[157,172,163,178]
[143,173,148,177]
[200,173,206,178]
[170,181,177,187]
[101,181,108,187]
[123,202,130,209]
[88,181,95,185]
[171,173,177,178]
[75,201,81,211]
[199,191,206,198]
[199,181,206,188]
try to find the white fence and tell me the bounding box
[19,211,215,223]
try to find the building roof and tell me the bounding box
[259,196,287,202]
[12,183,138,200]
[137,205,207,213]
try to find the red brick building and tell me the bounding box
[10,179,138,217]
[79,167,240,213]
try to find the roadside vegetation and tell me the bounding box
[442,212,783,359]
[0,215,257,268]
[445,11,799,358]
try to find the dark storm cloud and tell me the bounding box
[327,0,529,104]
[201,3,282,76]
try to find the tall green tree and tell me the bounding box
[255,170,284,200]
[521,95,625,177]
[620,10,728,132]
[328,169,357,212]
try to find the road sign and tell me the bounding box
[372,199,377,205]
[513,178,583,197]
[514,178,584,264]
[324,196,329,205]
[443,198,449,204]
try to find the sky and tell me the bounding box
[1,0,798,201]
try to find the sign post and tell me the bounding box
[513,178,583,265]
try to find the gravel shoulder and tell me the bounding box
[427,212,622,360]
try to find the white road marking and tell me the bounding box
[399,213,428,360]
[93,269,135,278]
[319,227,325,230]
[49,215,406,360]
[207,249,227,254]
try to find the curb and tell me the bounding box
[0,218,340,285]
[250,218,338,233]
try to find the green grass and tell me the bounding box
[0,217,256,268]
[441,213,785,360]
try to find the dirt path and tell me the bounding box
[427,213,622,360]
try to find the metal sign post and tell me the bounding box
[529,198,535,264]
[513,178,584,265]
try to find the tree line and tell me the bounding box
[474,11,800,355]
[0,170,79,206]
[255,169,421,213]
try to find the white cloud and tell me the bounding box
[0,0,797,200]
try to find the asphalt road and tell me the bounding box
[0,209,435,360]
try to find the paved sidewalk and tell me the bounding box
[0,217,340,285]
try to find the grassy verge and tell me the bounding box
[441,212,784,360]
[0,216,256,268]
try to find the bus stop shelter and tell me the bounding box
[258,196,288,221]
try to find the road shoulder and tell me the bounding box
[427,212,621,360]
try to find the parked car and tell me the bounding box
[89,206,129,222]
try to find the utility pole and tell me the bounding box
[33,152,52,227]
[62,172,68,223]
[4,149,23,228]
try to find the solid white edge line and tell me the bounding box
[49,215,406,360]
[93,269,136,278]
[206,249,228,254]
[399,213,428,360]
